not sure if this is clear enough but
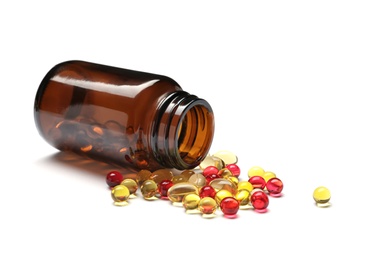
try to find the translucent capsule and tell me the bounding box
[182,194,201,213]
[313,186,331,207]
[248,166,265,178]
[120,179,138,198]
[226,164,241,177]
[199,155,225,170]
[248,176,266,190]
[235,189,251,208]
[199,185,216,199]
[205,173,219,184]
[218,168,233,179]
[140,180,158,200]
[167,182,199,204]
[188,173,206,188]
[198,197,218,218]
[181,170,196,180]
[220,197,240,218]
[150,169,173,185]
[106,171,124,188]
[137,169,152,186]
[237,181,254,193]
[215,190,233,205]
[227,176,239,186]
[251,190,269,212]
[266,177,283,197]
[172,174,188,184]
[212,150,238,165]
[263,171,276,182]
[111,185,130,206]
[209,178,237,195]
[158,180,174,199]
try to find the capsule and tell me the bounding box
[213,150,238,165]
[167,182,199,203]
[150,169,173,185]
[199,155,225,170]
[209,178,237,195]
[188,173,207,188]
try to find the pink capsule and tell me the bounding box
[266,177,283,197]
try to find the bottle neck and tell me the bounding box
[152,91,214,170]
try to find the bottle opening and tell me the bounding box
[177,105,214,165]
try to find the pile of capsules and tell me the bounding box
[106,150,287,218]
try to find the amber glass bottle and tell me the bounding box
[34,60,214,171]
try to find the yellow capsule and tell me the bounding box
[140,180,158,200]
[263,171,276,182]
[235,189,251,208]
[237,181,254,193]
[227,176,239,186]
[150,169,173,184]
[248,166,265,178]
[198,197,218,218]
[111,185,130,206]
[199,155,225,170]
[209,178,237,195]
[172,174,187,184]
[215,190,233,205]
[212,150,238,165]
[167,182,199,204]
[182,194,201,213]
[313,186,331,207]
[120,179,138,198]
[188,173,206,188]
[181,170,196,179]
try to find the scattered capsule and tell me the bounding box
[111,185,130,206]
[167,182,199,204]
[220,197,240,218]
[227,176,239,186]
[150,169,173,185]
[188,173,206,188]
[106,171,123,188]
[248,166,265,178]
[203,166,219,177]
[140,180,158,200]
[313,186,331,207]
[181,170,196,179]
[266,177,283,197]
[182,194,201,213]
[209,178,237,195]
[215,190,233,205]
[226,164,241,177]
[235,189,251,208]
[137,169,152,186]
[213,150,238,165]
[199,185,217,199]
[120,179,138,198]
[218,168,233,179]
[263,171,277,182]
[251,190,269,212]
[237,181,254,193]
[198,197,218,218]
[158,180,174,199]
[248,176,266,189]
[199,155,225,170]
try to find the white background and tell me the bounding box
[1,1,389,259]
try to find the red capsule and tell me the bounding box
[220,197,239,218]
[266,177,283,197]
[199,185,216,199]
[106,171,123,188]
[251,190,269,212]
[226,164,241,178]
[158,180,174,199]
[205,173,219,184]
[248,176,266,190]
[203,166,219,177]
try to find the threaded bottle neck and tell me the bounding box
[152,91,214,170]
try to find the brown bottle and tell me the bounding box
[34,60,214,171]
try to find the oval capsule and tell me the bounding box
[209,178,237,195]
[167,182,199,203]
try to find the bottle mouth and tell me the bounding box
[177,104,214,165]
[154,93,215,170]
